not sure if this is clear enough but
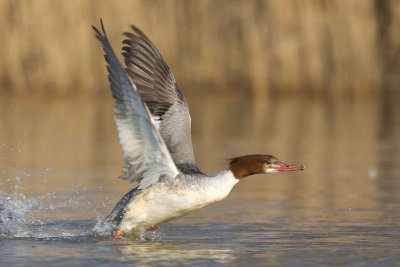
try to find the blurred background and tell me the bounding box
[1,0,400,209]
[0,0,400,98]
[1,0,400,204]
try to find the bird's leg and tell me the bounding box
[111,229,124,240]
[147,226,159,231]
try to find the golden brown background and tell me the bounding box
[1,0,400,98]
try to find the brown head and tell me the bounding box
[229,154,304,179]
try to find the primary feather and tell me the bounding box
[92,21,179,189]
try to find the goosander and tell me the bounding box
[92,20,304,238]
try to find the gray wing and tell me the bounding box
[93,21,179,189]
[121,25,197,169]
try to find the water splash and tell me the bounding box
[0,192,43,237]
[0,174,113,240]
[1,142,139,241]
[92,216,114,236]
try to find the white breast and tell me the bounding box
[119,170,238,232]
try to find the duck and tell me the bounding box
[92,20,304,239]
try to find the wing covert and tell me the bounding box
[122,25,198,169]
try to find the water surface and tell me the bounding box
[0,93,399,266]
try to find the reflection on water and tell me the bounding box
[0,92,399,265]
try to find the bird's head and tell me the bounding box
[229,154,304,179]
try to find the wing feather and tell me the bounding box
[92,20,179,189]
[122,24,198,170]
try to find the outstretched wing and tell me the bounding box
[121,25,197,170]
[93,20,179,189]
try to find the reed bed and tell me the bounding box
[0,0,399,98]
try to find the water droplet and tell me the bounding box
[368,169,378,179]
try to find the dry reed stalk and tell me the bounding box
[0,0,399,98]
